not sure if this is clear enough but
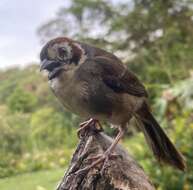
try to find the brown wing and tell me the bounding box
[93,56,148,97]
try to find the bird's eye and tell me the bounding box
[58,47,68,60]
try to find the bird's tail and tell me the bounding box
[135,102,186,171]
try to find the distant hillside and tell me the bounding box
[0,64,78,177]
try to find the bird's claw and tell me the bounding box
[77,118,103,138]
[75,152,120,176]
[85,153,120,163]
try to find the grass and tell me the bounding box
[0,169,65,190]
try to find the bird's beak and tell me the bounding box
[40,59,57,72]
[40,59,64,80]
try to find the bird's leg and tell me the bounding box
[77,118,103,138]
[76,127,125,175]
[100,127,125,174]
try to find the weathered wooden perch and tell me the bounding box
[56,126,155,190]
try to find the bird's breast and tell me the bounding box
[49,76,90,117]
[49,74,143,126]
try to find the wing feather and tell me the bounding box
[93,56,148,97]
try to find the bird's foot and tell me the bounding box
[86,153,120,162]
[77,118,103,138]
[75,151,120,176]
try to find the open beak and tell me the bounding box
[40,59,57,72]
[40,59,64,80]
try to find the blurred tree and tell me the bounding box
[0,0,192,184]
[38,0,193,85]
[6,87,38,113]
[30,107,77,150]
[36,1,193,189]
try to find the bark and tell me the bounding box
[56,126,155,190]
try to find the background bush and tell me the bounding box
[0,0,193,189]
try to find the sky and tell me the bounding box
[0,0,65,69]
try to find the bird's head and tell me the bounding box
[40,37,86,80]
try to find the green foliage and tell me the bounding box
[7,87,38,113]
[30,107,77,149]
[0,66,78,177]
[38,0,193,84]
[0,107,77,177]
[124,111,193,190]
[0,1,193,190]
[37,0,193,188]
[123,80,193,189]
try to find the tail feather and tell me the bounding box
[136,102,186,171]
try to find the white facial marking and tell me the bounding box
[74,43,87,64]
[48,42,72,60]
[49,78,59,90]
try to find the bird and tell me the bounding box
[40,37,186,172]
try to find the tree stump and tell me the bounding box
[56,126,155,190]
